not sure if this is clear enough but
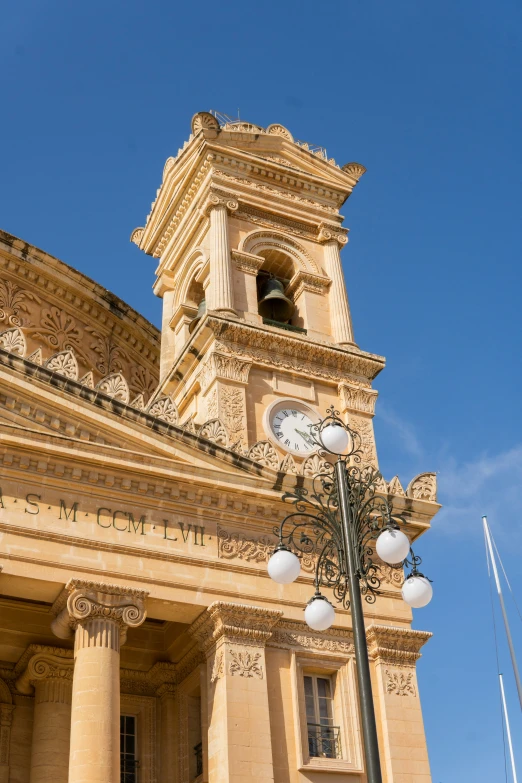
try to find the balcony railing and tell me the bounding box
[194,742,203,778]
[120,757,139,783]
[262,318,307,334]
[307,723,342,759]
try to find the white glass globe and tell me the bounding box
[376,527,410,565]
[304,596,336,631]
[267,548,301,584]
[321,423,349,454]
[402,575,433,608]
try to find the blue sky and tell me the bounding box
[2,0,522,779]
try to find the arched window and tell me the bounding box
[256,249,305,332]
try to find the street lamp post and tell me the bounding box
[267,407,433,783]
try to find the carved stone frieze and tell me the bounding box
[338,382,378,416]
[268,620,354,655]
[385,669,417,697]
[377,563,404,587]
[208,318,385,384]
[215,170,337,216]
[231,250,265,275]
[189,601,283,654]
[349,415,377,467]
[234,206,318,241]
[229,649,263,679]
[366,625,432,667]
[217,525,274,565]
[285,271,331,299]
[0,278,41,328]
[198,351,252,392]
[217,525,316,573]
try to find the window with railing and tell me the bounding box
[120,714,139,783]
[194,742,203,778]
[304,675,342,759]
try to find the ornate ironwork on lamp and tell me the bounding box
[267,405,433,783]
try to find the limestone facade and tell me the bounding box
[0,112,439,783]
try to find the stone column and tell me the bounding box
[160,287,177,381]
[51,580,147,783]
[189,601,282,783]
[157,685,178,783]
[206,195,238,315]
[367,625,432,782]
[15,652,74,783]
[0,700,14,783]
[320,225,354,345]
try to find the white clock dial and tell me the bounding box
[264,399,319,456]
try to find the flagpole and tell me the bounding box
[482,516,522,710]
[499,674,518,783]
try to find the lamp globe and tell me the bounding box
[304,595,336,631]
[320,423,349,454]
[402,575,433,608]
[267,548,301,584]
[376,527,410,565]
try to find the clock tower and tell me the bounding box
[132,111,383,476]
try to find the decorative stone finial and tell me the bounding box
[191,112,220,135]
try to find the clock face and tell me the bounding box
[264,399,319,456]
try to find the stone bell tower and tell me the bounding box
[131,111,384,473]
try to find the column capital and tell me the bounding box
[201,191,239,217]
[317,222,349,246]
[231,249,265,275]
[366,624,432,666]
[15,651,73,696]
[51,579,148,644]
[189,601,283,655]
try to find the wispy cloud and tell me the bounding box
[375,402,424,458]
[374,402,522,547]
[436,446,522,545]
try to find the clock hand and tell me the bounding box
[295,428,315,447]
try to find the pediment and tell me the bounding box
[0,347,290,485]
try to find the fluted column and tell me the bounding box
[16,653,74,783]
[320,225,355,345]
[207,195,238,314]
[51,580,147,783]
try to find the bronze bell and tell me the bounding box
[188,298,206,333]
[258,278,295,323]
